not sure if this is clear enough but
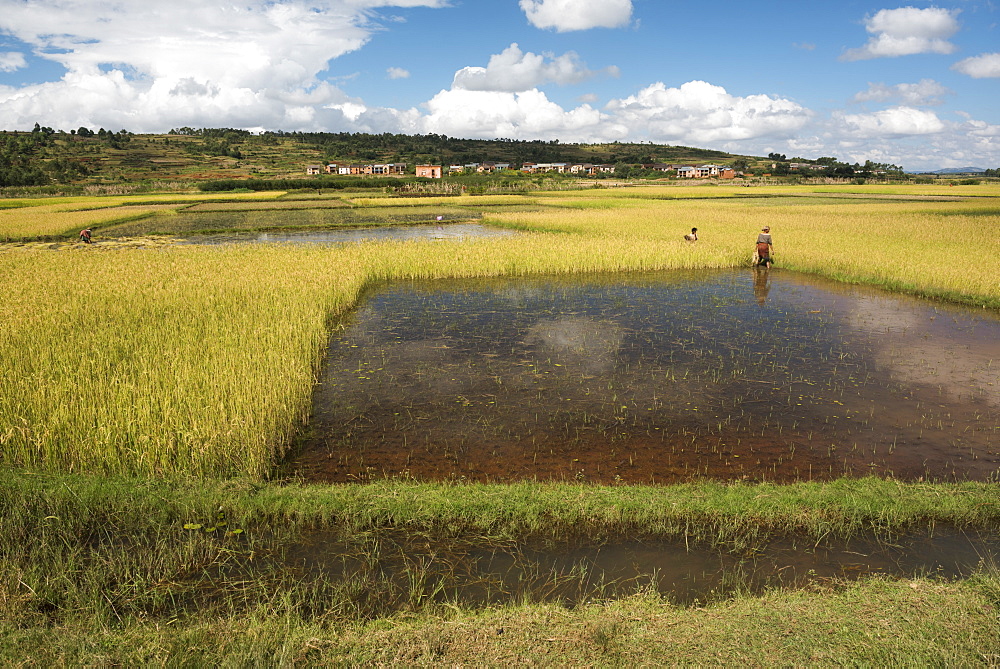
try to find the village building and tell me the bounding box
[676,164,736,179]
[370,163,407,175]
[320,162,406,175]
[415,165,442,178]
[477,161,510,173]
[520,162,568,174]
[569,163,602,175]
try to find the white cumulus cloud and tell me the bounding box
[839,107,945,137]
[0,0,449,131]
[852,79,950,106]
[952,53,1000,79]
[420,87,617,141]
[841,7,960,61]
[604,80,811,144]
[519,0,632,32]
[965,119,1000,139]
[0,52,28,73]
[452,43,618,92]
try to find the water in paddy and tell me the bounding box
[288,268,1000,484]
[270,527,998,610]
[174,223,516,245]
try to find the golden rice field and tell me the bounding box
[0,191,288,239]
[1,183,998,478]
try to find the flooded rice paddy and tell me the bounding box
[289,269,1000,484]
[173,223,516,246]
[3,223,515,250]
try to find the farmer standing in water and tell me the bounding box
[756,226,773,268]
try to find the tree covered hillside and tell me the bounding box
[1,125,919,191]
[1,125,754,188]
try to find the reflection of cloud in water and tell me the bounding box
[883,337,1000,406]
[497,286,553,311]
[522,317,623,375]
[377,339,467,395]
[846,296,922,334]
[846,296,1000,406]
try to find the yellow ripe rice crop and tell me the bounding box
[1,245,367,477]
[488,192,1000,306]
[0,203,172,238]
[0,191,289,240]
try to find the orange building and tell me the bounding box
[416,165,442,178]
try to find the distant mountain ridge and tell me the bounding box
[923,167,987,174]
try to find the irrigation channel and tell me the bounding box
[243,526,999,612]
[286,268,1000,485]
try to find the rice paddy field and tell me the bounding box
[2,181,1000,664]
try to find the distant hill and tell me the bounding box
[1,127,771,188]
[923,167,986,175]
[1,127,925,190]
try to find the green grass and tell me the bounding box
[0,472,1000,664]
[4,471,998,546]
[4,574,999,665]
[2,472,999,665]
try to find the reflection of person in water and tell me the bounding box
[753,265,771,305]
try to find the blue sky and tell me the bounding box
[0,0,997,171]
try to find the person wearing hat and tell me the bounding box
[755,226,773,268]
[79,228,93,244]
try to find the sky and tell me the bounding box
[0,0,997,172]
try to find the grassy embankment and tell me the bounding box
[1,182,999,663]
[3,472,999,664]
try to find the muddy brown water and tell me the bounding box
[287,268,1000,484]
[269,526,999,610]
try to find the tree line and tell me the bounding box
[0,128,91,186]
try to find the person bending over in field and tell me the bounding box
[755,226,773,268]
[79,228,92,244]
[684,227,698,242]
